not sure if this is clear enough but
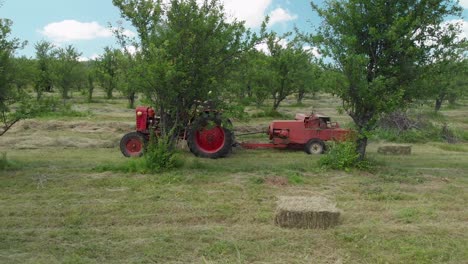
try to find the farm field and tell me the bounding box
[1,92,467,264]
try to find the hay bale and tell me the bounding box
[275,196,341,229]
[377,145,411,155]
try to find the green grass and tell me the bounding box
[1,91,467,263]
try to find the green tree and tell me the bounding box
[295,55,322,104]
[0,17,28,136]
[11,56,37,92]
[96,47,120,99]
[112,27,141,109]
[311,0,464,160]
[53,45,82,99]
[248,50,274,107]
[261,31,316,110]
[34,40,55,99]
[113,0,250,144]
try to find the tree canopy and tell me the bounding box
[311,0,465,160]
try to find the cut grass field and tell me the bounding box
[1,92,467,263]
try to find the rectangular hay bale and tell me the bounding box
[275,196,341,229]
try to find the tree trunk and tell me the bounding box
[128,92,135,109]
[435,98,443,112]
[297,90,305,104]
[356,136,368,161]
[106,88,113,99]
[273,99,280,111]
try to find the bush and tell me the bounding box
[35,97,91,118]
[319,141,371,171]
[143,134,183,173]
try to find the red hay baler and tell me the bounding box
[239,113,353,154]
[119,107,353,158]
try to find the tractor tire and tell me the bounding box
[187,114,233,159]
[120,132,147,157]
[305,139,325,155]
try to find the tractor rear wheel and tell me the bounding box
[305,139,325,155]
[120,132,147,157]
[187,115,233,158]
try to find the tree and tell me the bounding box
[310,0,464,160]
[113,0,250,145]
[259,31,317,110]
[0,17,28,136]
[53,45,82,99]
[34,40,55,99]
[11,56,37,92]
[96,47,120,99]
[295,56,322,104]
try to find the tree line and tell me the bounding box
[1,0,467,161]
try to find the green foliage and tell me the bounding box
[0,17,28,136]
[53,45,83,99]
[95,47,121,99]
[34,40,55,98]
[256,28,319,110]
[113,0,251,145]
[310,0,464,160]
[33,97,91,118]
[319,141,371,170]
[144,134,183,173]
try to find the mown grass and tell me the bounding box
[0,92,467,263]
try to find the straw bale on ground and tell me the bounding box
[275,196,341,229]
[377,145,412,155]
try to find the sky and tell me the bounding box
[1,0,467,61]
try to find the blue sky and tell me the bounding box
[1,0,467,60]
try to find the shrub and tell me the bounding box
[35,96,91,118]
[319,141,371,171]
[143,133,183,173]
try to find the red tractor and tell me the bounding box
[119,106,234,158]
[120,108,353,158]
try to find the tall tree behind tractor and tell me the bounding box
[112,0,252,155]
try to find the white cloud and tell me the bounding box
[459,0,468,9]
[222,0,272,28]
[78,54,100,62]
[303,45,321,58]
[255,38,288,54]
[268,8,298,26]
[40,20,135,43]
[121,45,139,55]
[40,20,112,42]
[443,19,468,41]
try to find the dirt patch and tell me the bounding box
[265,176,289,186]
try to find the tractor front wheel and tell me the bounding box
[305,139,325,155]
[120,132,147,157]
[187,115,233,158]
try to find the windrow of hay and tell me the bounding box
[234,124,268,134]
[12,120,133,133]
[0,135,118,149]
[275,196,341,229]
[377,145,412,155]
